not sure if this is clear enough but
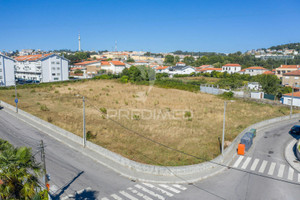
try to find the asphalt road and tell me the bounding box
[1,106,300,200]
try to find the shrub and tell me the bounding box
[100,107,107,114]
[47,117,53,122]
[133,114,140,120]
[54,90,59,93]
[220,91,234,99]
[30,89,36,93]
[184,111,192,118]
[86,131,96,140]
[40,104,49,111]
[120,75,129,83]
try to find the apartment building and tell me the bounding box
[0,54,16,86]
[15,54,69,82]
[242,66,268,76]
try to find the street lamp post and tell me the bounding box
[221,101,227,156]
[290,84,294,119]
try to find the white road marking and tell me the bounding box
[268,162,276,175]
[277,164,285,178]
[142,183,173,197]
[233,156,244,168]
[288,167,294,180]
[120,191,138,200]
[241,157,252,169]
[128,187,153,200]
[135,184,165,200]
[298,174,300,182]
[111,194,123,200]
[158,184,181,194]
[172,184,187,190]
[101,198,110,200]
[258,160,268,173]
[250,158,260,171]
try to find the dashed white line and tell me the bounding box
[101,198,110,200]
[268,162,276,176]
[142,183,173,197]
[233,156,244,168]
[120,191,138,200]
[288,167,294,181]
[250,159,260,171]
[298,174,300,182]
[135,184,165,200]
[128,187,153,200]
[241,157,252,169]
[172,184,187,190]
[277,164,285,178]
[258,160,268,173]
[111,194,123,200]
[158,184,180,194]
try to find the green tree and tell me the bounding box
[127,57,135,63]
[0,139,48,199]
[164,55,174,64]
[174,56,180,64]
[255,74,280,94]
[183,56,195,66]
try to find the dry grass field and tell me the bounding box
[0,79,294,166]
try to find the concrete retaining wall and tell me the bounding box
[2,100,300,177]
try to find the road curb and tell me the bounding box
[284,138,300,173]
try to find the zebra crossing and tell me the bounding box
[232,155,300,183]
[99,183,187,200]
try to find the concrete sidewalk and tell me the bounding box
[285,139,300,172]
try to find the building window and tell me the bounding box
[295,77,299,80]
[57,73,60,76]
[54,78,59,80]
[0,62,2,65]
[0,69,2,72]
[57,67,60,70]
[52,73,55,76]
[51,62,55,64]
[0,76,2,79]
[56,62,60,64]
[52,67,55,70]
[285,77,289,79]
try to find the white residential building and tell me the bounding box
[0,54,16,86]
[15,54,69,82]
[168,66,195,75]
[222,64,241,74]
[282,92,300,107]
[100,61,126,74]
[241,66,268,76]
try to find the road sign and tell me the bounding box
[15,98,18,104]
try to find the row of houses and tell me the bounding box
[0,53,69,86]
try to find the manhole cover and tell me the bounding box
[268,151,274,154]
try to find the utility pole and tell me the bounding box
[290,84,294,119]
[14,79,18,113]
[40,140,49,191]
[221,101,227,156]
[83,96,86,147]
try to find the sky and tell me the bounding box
[0,0,300,53]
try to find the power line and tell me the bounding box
[85,98,300,186]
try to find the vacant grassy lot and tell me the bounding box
[0,79,294,166]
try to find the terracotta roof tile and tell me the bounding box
[15,54,52,61]
[110,61,125,65]
[283,91,300,97]
[283,70,300,76]
[223,63,241,67]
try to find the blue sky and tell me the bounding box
[0,0,299,53]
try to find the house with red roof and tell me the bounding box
[155,66,170,73]
[282,70,300,87]
[15,54,69,82]
[101,61,126,74]
[275,65,300,79]
[176,62,186,67]
[282,91,300,107]
[222,64,241,74]
[240,66,268,76]
[198,67,222,73]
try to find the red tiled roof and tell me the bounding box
[156,66,169,70]
[283,70,300,76]
[240,69,246,72]
[245,66,267,70]
[15,54,52,61]
[74,60,100,66]
[101,61,111,66]
[223,63,241,67]
[263,71,274,75]
[176,62,185,64]
[199,68,222,72]
[111,61,125,66]
[283,91,300,97]
[278,65,300,69]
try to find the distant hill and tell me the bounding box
[269,43,300,51]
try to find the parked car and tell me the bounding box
[290,125,300,135]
